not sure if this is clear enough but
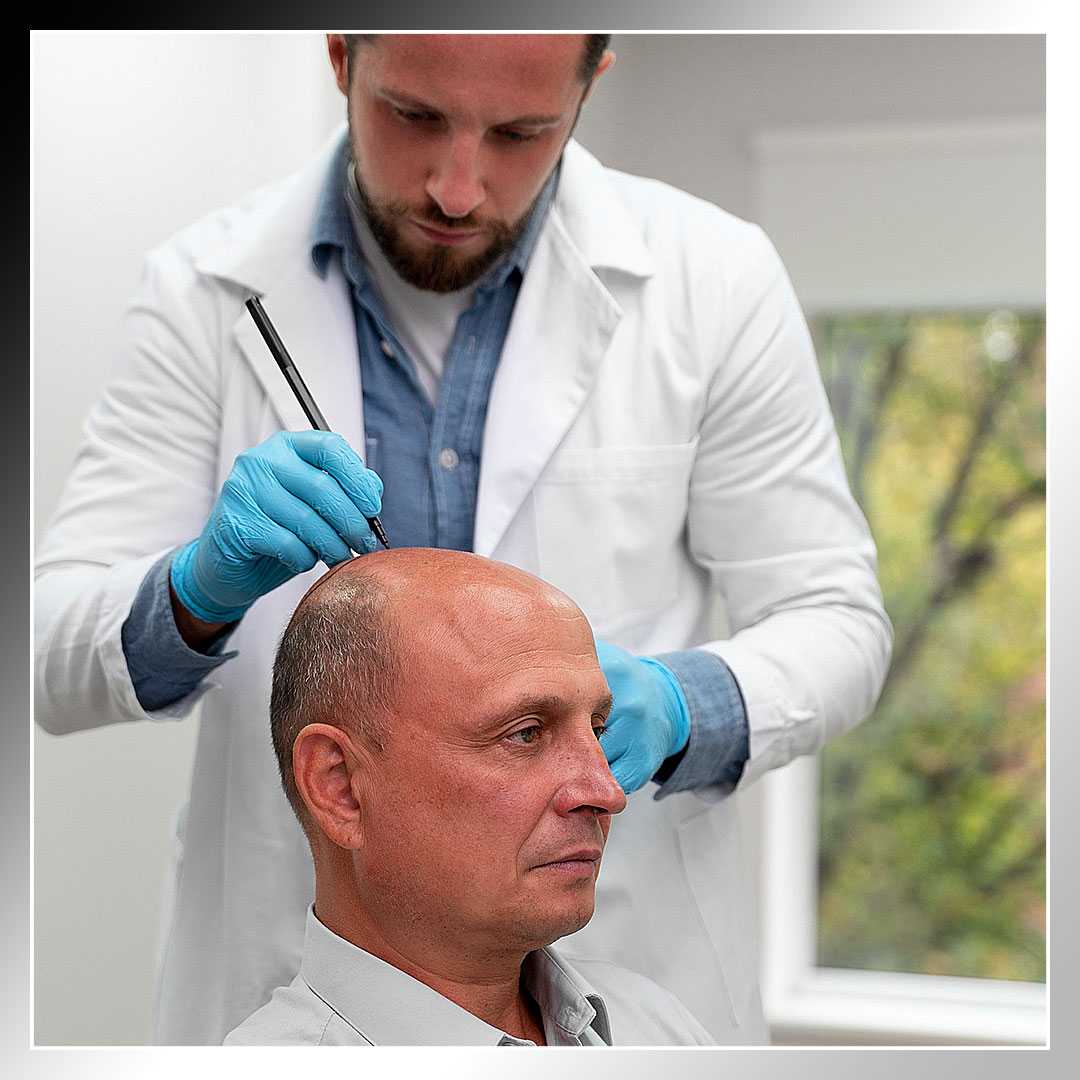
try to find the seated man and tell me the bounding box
[225,549,712,1046]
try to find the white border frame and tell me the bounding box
[16,17,1073,1080]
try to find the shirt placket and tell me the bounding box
[348,255,438,546]
[350,268,431,409]
[429,306,484,550]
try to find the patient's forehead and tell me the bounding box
[394,607,603,741]
[379,561,597,721]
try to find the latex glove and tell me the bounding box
[596,640,691,795]
[171,430,383,624]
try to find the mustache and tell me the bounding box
[416,206,479,232]
[385,197,512,241]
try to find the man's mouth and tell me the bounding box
[532,847,603,875]
[412,220,483,247]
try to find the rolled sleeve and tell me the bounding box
[120,548,238,712]
[650,648,749,799]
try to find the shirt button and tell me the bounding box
[438,447,460,471]
[380,339,395,358]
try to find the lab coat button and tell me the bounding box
[438,448,459,471]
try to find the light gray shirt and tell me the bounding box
[224,908,713,1046]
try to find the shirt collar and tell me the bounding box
[309,134,356,279]
[522,947,612,1043]
[299,907,611,1046]
[310,132,558,294]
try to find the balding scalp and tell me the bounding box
[270,564,400,823]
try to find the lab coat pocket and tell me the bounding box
[532,439,699,626]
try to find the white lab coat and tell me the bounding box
[35,130,891,1045]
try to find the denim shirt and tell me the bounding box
[121,137,749,796]
[316,137,550,551]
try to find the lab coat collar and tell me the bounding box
[555,138,655,279]
[195,126,345,297]
[473,139,656,556]
[194,126,655,298]
[194,126,368,454]
[191,125,657,543]
[298,907,611,1046]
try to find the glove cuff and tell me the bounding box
[640,656,692,757]
[169,540,252,625]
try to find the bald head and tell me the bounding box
[270,548,587,825]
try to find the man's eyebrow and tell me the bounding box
[481,691,614,730]
[378,88,564,128]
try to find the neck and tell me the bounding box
[314,877,547,1044]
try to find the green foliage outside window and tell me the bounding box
[814,311,1045,982]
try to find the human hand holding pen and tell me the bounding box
[169,430,384,640]
[245,295,390,549]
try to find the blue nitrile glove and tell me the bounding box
[595,639,692,795]
[171,430,383,624]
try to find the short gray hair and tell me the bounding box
[270,569,400,825]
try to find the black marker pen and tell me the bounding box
[245,296,391,551]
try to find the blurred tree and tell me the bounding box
[814,311,1045,982]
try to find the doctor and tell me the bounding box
[35,34,891,1045]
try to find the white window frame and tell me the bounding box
[761,757,1046,1044]
[753,118,1047,1046]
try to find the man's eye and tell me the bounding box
[507,724,542,745]
[593,723,607,740]
[495,128,539,144]
[395,107,438,125]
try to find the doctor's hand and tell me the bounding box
[170,430,383,629]
[595,640,691,795]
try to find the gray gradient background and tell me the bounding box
[16,4,1076,1079]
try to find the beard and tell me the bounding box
[352,167,533,294]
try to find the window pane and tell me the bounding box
[814,311,1045,982]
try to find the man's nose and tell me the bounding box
[554,731,629,818]
[425,132,486,220]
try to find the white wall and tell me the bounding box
[33,32,342,537]
[575,34,1044,221]
[32,32,342,1046]
[753,119,1044,312]
[33,32,1044,1046]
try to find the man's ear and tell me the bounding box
[581,49,616,107]
[292,723,371,850]
[326,34,351,97]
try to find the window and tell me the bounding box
[815,310,1045,988]
[754,120,1045,1045]
[763,310,1045,1043]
